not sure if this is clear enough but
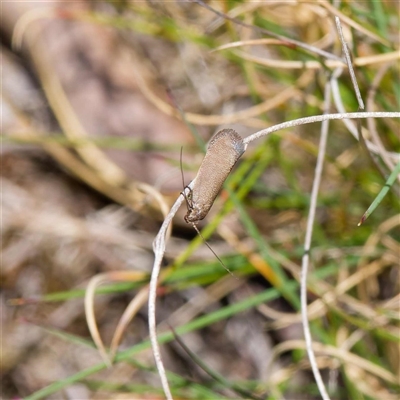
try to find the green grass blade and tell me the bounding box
[227,188,300,308]
[358,161,400,225]
[24,266,336,400]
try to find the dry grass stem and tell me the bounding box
[235,50,400,70]
[4,2,398,399]
[366,63,399,176]
[272,340,398,385]
[243,112,400,145]
[15,17,170,220]
[132,63,313,126]
[149,186,193,400]
[85,271,148,366]
[317,1,390,46]
[194,0,343,62]
[85,273,114,367]
[149,108,399,399]
[109,286,149,360]
[27,30,128,186]
[335,17,364,110]
[300,76,333,400]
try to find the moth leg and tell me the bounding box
[181,185,194,210]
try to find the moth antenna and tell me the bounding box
[191,224,238,280]
[180,147,193,210]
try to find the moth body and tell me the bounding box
[184,129,245,224]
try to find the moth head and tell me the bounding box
[184,203,207,224]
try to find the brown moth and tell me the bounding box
[184,129,245,224]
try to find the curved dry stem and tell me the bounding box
[359,214,400,264]
[357,215,400,302]
[85,273,113,367]
[137,183,172,240]
[235,51,345,70]
[243,112,400,150]
[343,364,398,400]
[350,51,400,66]
[261,257,393,331]
[132,63,312,126]
[330,81,399,166]
[193,0,343,62]
[5,43,144,213]
[300,76,333,400]
[26,29,128,187]
[212,38,289,52]
[109,286,149,361]
[149,111,399,399]
[235,50,400,70]
[14,11,170,220]
[268,350,397,400]
[85,271,148,367]
[381,234,400,256]
[12,6,56,50]
[149,184,193,400]
[271,340,398,385]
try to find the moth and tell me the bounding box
[184,129,246,224]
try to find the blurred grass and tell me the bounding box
[4,133,190,151]
[4,1,399,399]
[24,265,338,400]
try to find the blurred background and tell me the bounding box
[1,1,399,399]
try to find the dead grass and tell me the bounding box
[1,1,399,399]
